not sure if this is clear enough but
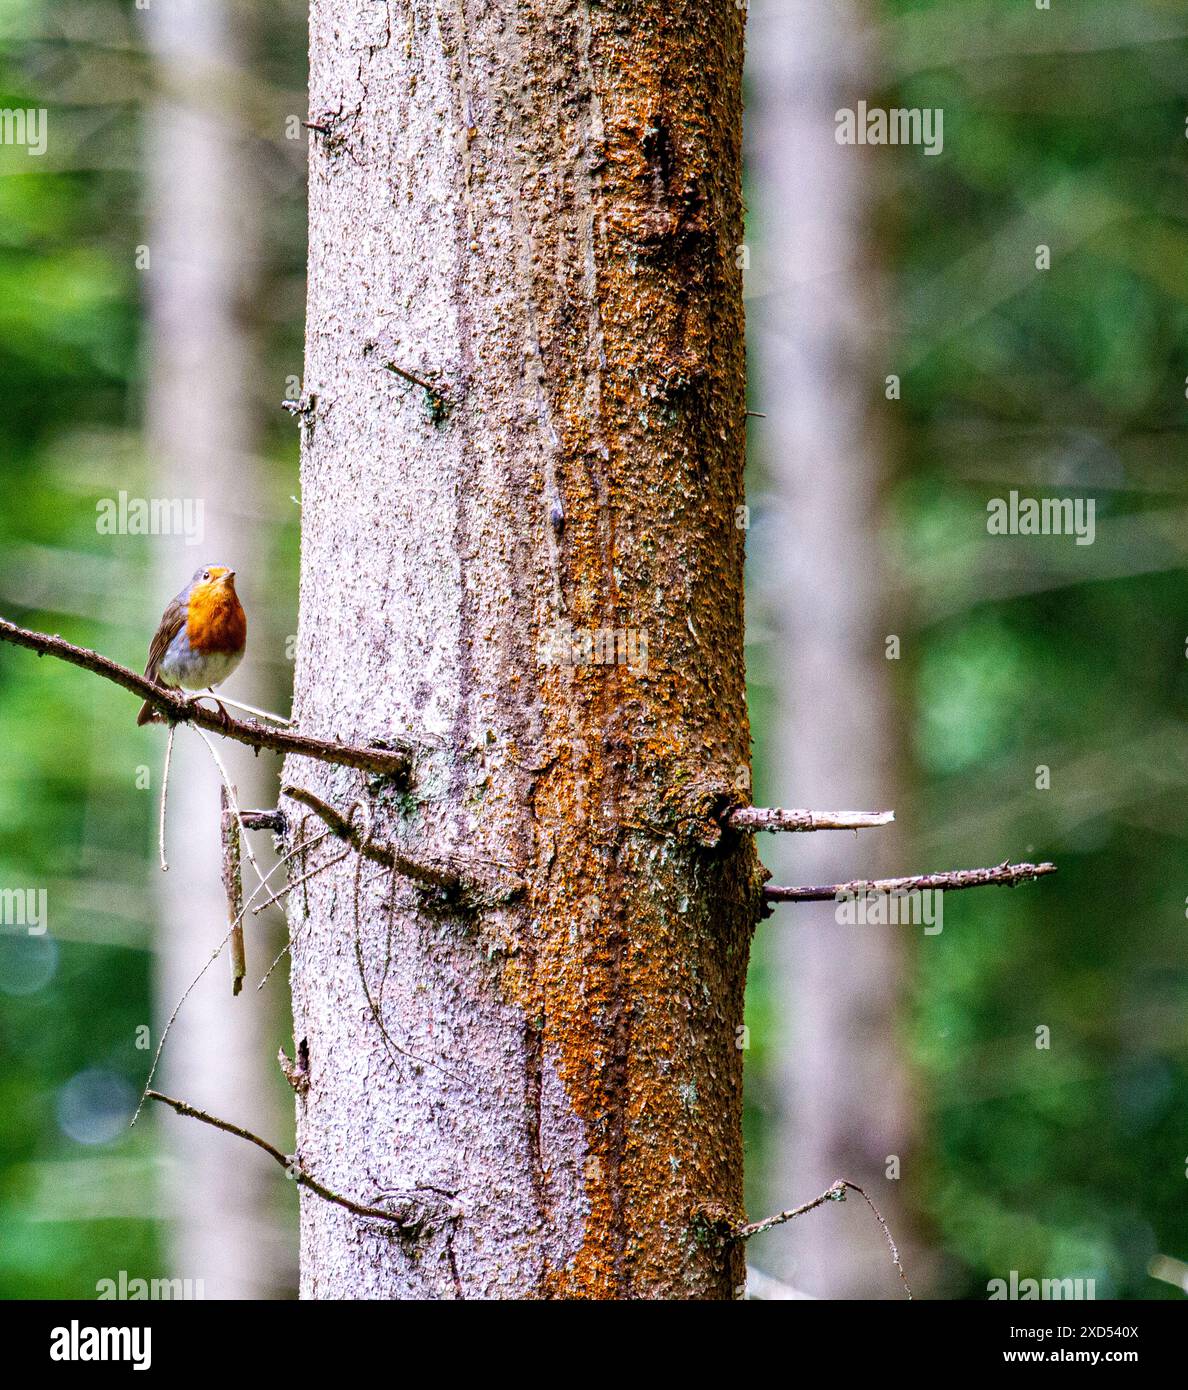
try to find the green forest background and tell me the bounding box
[1,0,1185,1299]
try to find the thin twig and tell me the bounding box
[132,917,240,1125]
[144,1090,416,1228]
[209,692,291,725]
[132,830,330,1123]
[729,807,894,833]
[193,727,266,892]
[254,852,390,992]
[250,841,351,916]
[763,859,1057,904]
[255,832,349,991]
[735,1181,847,1238]
[341,802,467,1084]
[383,361,438,394]
[257,942,292,991]
[158,723,175,873]
[0,616,414,779]
[381,362,449,422]
[736,1179,912,1300]
[254,810,322,991]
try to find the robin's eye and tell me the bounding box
[202,570,210,580]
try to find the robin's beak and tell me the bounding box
[223,570,236,586]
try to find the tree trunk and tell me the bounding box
[286,0,759,1298]
[747,0,917,1297]
[145,0,295,1298]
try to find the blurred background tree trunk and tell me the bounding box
[747,0,918,1297]
[287,0,757,1299]
[144,0,294,1299]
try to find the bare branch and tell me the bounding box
[282,784,524,902]
[763,859,1056,905]
[736,1178,912,1300]
[145,1090,417,1229]
[210,692,291,725]
[239,809,287,833]
[729,806,894,833]
[283,784,460,889]
[0,616,414,779]
[736,1179,848,1238]
[383,360,438,395]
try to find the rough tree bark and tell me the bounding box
[285,0,760,1298]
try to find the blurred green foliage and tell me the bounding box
[748,0,1186,1299]
[0,0,304,1298]
[884,0,1188,1298]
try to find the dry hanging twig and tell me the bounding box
[193,727,267,894]
[132,827,332,1123]
[157,723,175,873]
[220,786,246,996]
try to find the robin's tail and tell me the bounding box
[136,698,157,726]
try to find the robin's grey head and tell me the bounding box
[190,565,237,589]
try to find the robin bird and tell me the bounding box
[136,565,247,726]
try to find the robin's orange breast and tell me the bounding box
[186,582,247,656]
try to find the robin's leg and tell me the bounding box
[208,690,233,731]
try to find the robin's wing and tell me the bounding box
[143,596,186,683]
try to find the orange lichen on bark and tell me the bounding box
[495,1,760,1298]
